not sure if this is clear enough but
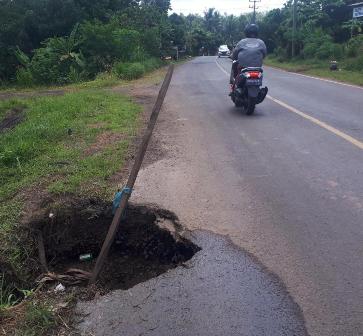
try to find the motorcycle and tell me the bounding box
[230,61,268,115]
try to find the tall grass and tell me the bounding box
[0,273,18,309]
[113,57,163,80]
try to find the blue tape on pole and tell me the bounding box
[112,187,132,214]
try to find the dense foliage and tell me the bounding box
[257,0,363,61]
[0,0,362,85]
[169,0,362,62]
[0,0,171,85]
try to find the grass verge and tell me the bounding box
[0,89,141,285]
[265,57,363,86]
[0,62,172,334]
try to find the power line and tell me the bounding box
[249,0,261,23]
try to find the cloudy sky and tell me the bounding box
[170,0,286,15]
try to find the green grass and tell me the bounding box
[0,90,141,278]
[0,272,18,309]
[0,100,27,120]
[16,302,55,336]
[265,57,363,86]
[0,91,140,199]
[0,73,122,95]
[67,71,123,90]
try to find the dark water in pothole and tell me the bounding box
[77,230,308,336]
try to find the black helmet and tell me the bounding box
[244,24,259,38]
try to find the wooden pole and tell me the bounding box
[36,230,48,273]
[89,65,174,284]
[249,0,260,24]
[292,0,297,58]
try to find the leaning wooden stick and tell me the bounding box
[36,230,48,273]
[90,65,174,284]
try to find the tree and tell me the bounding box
[140,0,170,13]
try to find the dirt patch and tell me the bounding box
[0,89,65,101]
[108,83,167,184]
[0,107,25,133]
[111,84,158,107]
[130,86,168,167]
[29,199,199,291]
[84,131,125,156]
[131,86,158,104]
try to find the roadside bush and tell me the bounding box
[302,29,340,60]
[303,40,343,60]
[114,29,141,61]
[273,46,288,62]
[26,25,86,85]
[67,66,83,83]
[15,68,34,87]
[346,35,363,57]
[331,44,344,60]
[345,55,363,71]
[29,46,85,85]
[142,27,162,57]
[302,42,317,59]
[143,58,163,72]
[79,21,141,75]
[315,42,343,60]
[29,47,65,84]
[113,62,145,80]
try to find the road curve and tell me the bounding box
[130,56,363,336]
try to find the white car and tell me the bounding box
[218,45,231,58]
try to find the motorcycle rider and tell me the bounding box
[230,24,267,85]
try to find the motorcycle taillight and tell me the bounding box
[247,71,261,79]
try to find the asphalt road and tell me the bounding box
[79,57,363,336]
[79,231,308,336]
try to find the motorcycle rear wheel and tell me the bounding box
[246,97,256,115]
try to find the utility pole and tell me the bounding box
[292,0,297,58]
[249,0,261,24]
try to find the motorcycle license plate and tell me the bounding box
[246,79,262,86]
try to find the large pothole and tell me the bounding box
[78,230,309,336]
[30,198,200,291]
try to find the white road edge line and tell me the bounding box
[267,95,363,150]
[215,58,363,150]
[265,65,363,91]
[215,58,230,76]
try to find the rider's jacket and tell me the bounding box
[232,38,267,68]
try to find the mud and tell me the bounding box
[0,107,25,133]
[29,199,199,291]
[0,89,65,101]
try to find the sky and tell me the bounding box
[170,0,286,15]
